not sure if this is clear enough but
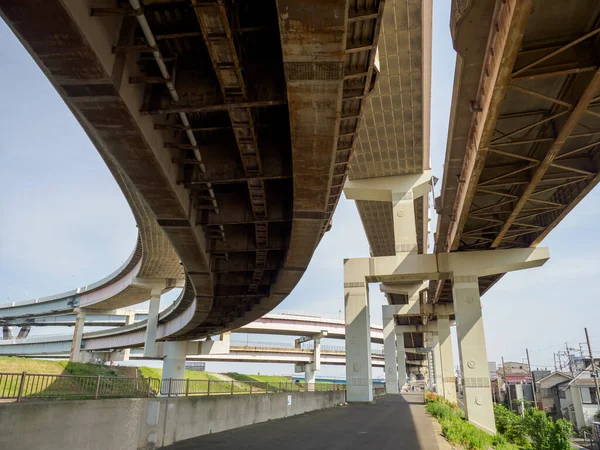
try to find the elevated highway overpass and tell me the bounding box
[0,337,393,368]
[340,0,600,436]
[0,0,386,355]
[0,0,440,408]
[3,0,600,439]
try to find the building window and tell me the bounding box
[559,390,566,399]
[580,387,599,404]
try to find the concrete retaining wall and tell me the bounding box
[0,391,346,450]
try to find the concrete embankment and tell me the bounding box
[0,391,346,450]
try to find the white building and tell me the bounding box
[538,370,600,429]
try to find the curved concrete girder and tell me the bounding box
[0,0,385,341]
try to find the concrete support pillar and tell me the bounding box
[431,333,443,395]
[162,341,187,386]
[125,311,136,325]
[382,306,398,394]
[344,172,432,255]
[344,279,372,402]
[144,289,161,358]
[305,365,316,390]
[220,331,231,346]
[122,312,136,361]
[453,275,496,434]
[437,315,457,404]
[2,326,14,340]
[69,309,86,362]
[392,191,418,253]
[314,337,321,371]
[396,331,407,391]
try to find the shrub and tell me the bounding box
[425,391,439,402]
[426,400,458,421]
[426,392,573,450]
[522,408,573,450]
[426,393,496,450]
[494,404,530,448]
[523,408,553,450]
[548,419,572,450]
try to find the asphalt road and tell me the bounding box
[165,393,446,450]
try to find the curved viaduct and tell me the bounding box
[0,1,385,344]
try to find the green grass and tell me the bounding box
[226,373,335,393]
[0,356,67,374]
[0,357,147,400]
[425,392,519,450]
[0,357,334,399]
[137,368,246,394]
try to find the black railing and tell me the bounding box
[0,372,346,402]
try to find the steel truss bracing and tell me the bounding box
[101,0,293,322]
[434,0,600,302]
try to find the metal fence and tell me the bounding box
[0,372,345,402]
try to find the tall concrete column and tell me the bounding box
[162,341,187,383]
[344,278,372,402]
[437,314,457,404]
[314,337,321,371]
[396,331,407,390]
[431,332,443,395]
[144,289,161,358]
[392,191,418,253]
[69,309,86,362]
[122,311,136,361]
[305,365,316,390]
[343,172,432,255]
[453,275,496,434]
[382,306,398,394]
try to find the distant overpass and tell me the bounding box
[0,312,386,354]
[0,336,437,368]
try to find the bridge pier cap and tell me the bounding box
[343,171,433,203]
[344,247,549,282]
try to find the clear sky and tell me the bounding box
[1,1,599,378]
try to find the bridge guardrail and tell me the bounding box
[0,372,345,402]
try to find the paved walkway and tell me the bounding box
[165,393,450,450]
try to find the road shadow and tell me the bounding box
[165,393,443,450]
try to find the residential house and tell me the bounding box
[562,370,600,429]
[537,369,600,430]
[536,372,572,419]
[498,362,534,409]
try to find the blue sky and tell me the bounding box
[1,1,599,377]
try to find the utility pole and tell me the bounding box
[526,348,538,407]
[565,343,574,377]
[585,328,600,410]
[554,353,558,372]
[502,356,513,411]
[557,352,563,372]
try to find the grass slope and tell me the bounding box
[0,357,335,398]
[425,392,517,450]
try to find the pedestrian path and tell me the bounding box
[165,393,451,450]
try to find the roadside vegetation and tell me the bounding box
[424,392,573,450]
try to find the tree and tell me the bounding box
[494,404,529,447]
[522,408,573,450]
[524,408,553,450]
[549,419,573,450]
